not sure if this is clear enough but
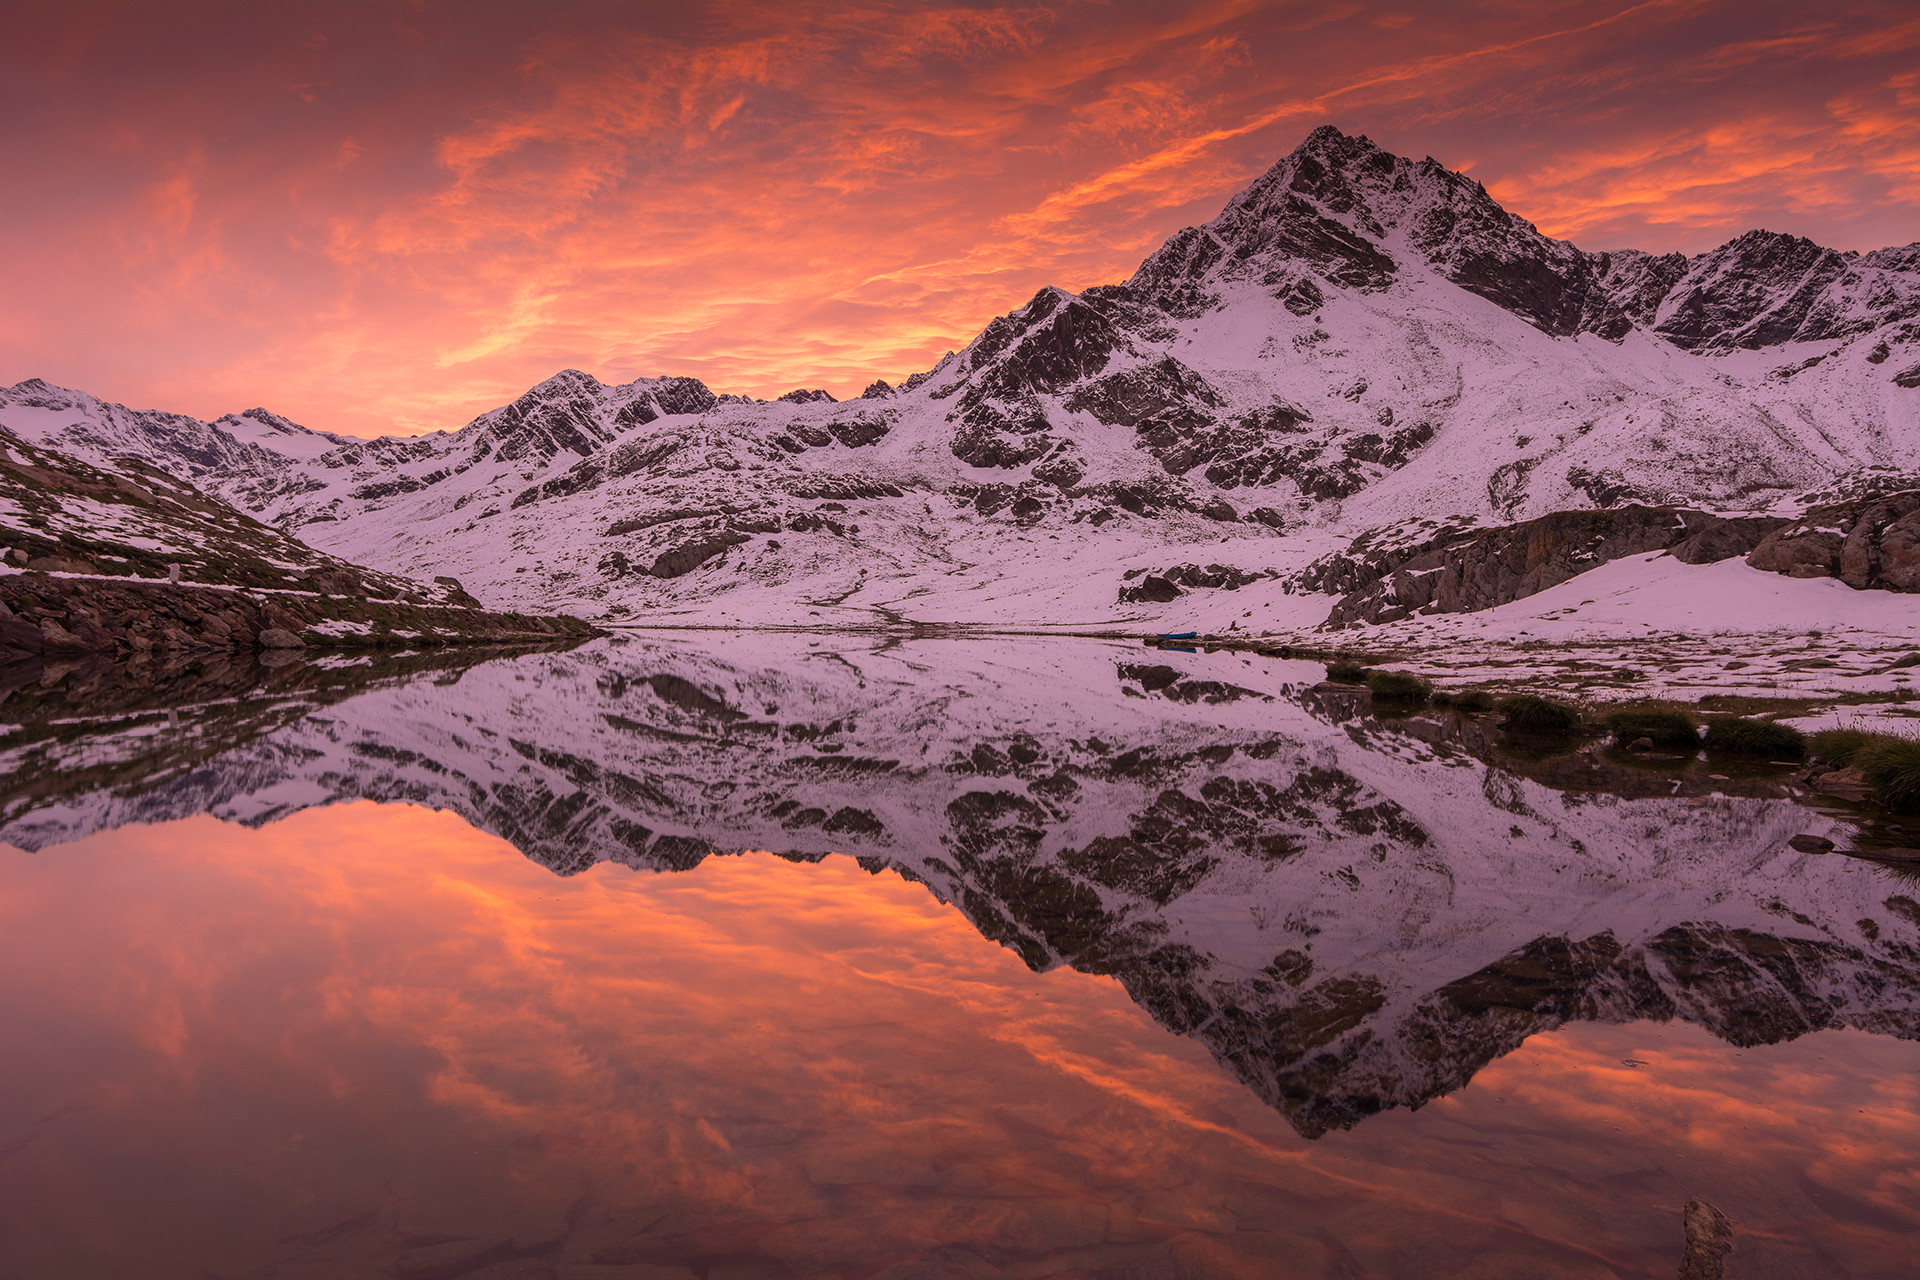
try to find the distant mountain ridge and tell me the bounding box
[4,126,1917,627]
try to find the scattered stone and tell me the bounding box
[1813,767,1873,800]
[1788,835,1834,853]
[258,627,305,649]
[1628,737,1654,753]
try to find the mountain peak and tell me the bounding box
[1129,126,1640,338]
[526,368,604,397]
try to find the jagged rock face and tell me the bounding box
[1747,489,1920,590]
[1592,248,1690,325]
[1649,231,1920,351]
[1306,505,1787,627]
[5,634,1913,1139]
[1128,125,1635,340]
[3,126,1918,623]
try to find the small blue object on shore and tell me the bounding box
[1157,631,1197,640]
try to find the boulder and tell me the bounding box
[258,627,305,650]
[302,567,364,595]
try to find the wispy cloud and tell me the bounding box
[1,1,1915,437]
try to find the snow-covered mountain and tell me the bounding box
[5,126,1918,627]
[5,633,1915,1137]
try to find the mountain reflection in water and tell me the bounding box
[3,634,1919,1277]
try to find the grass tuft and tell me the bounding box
[1809,728,1874,767]
[1703,718,1805,758]
[1453,690,1496,713]
[1606,709,1699,747]
[1857,738,1920,812]
[1367,671,1431,702]
[1498,695,1580,733]
[1325,660,1368,684]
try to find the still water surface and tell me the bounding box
[2,634,1917,1278]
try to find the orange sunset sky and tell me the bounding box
[3,1,1917,439]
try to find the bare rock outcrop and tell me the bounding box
[1315,506,1786,628]
[1746,489,1920,590]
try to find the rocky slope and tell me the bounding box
[0,422,439,595]
[0,422,600,652]
[4,126,1918,629]
[6,633,1914,1139]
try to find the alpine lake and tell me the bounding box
[2,632,1917,1280]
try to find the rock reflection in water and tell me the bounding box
[3,632,1916,1149]
[3,803,1917,1279]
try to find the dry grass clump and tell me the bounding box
[1326,659,1369,684]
